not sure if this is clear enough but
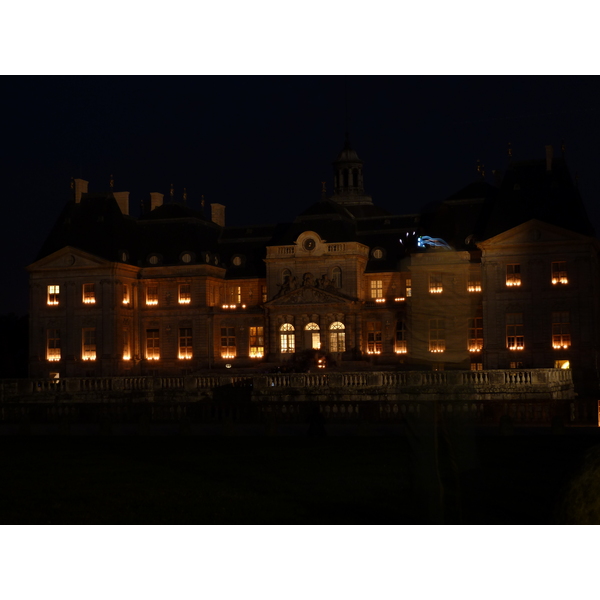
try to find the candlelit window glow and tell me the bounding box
[506,313,524,350]
[179,328,193,359]
[146,285,158,306]
[280,323,295,353]
[249,326,264,357]
[395,321,407,354]
[179,284,191,304]
[506,264,521,287]
[429,319,445,352]
[552,312,571,349]
[122,284,130,305]
[467,280,482,292]
[221,327,236,358]
[552,261,568,285]
[82,327,96,360]
[367,321,382,354]
[468,317,483,351]
[82,283,96,304]
[47,285,60,305]
[329,321,346,353]
[406,279,412,297]
[146,329,160,360]
[46,328,60,361]
[429,274,443,293]
[370,280,383,299]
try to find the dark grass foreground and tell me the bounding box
[1,432,599,524]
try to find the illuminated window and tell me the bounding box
[305,322,321,350]
[467,278,482,292]
[370,280,383,299]
[470,362,483,371]
[429,274,443,294]
[82,283,96,304]
[506,313,524,350]
[506,264,521,287]
[46,329,61,361]
[406,279,412,297]
[367,321,382,354]
[228,286,241,304]
[146,329,160,360]
[249,326,265,357]
[429,319,445,352]
[122,284,130,305]
[395,321,407,354]
[146,285,158,306]
[552,312,571,349]
[280,323,295,353]
[47,285,60,305]
[179,328,193,359]
[82,327,96,361]
[468,317,483,352]
[179,284,191,304]
[262,285,268,303]
[552,261,568,285]
[555,360,570,370]
[510,361,524,369]
[221,327,236,358]
[329,321,346,353]
[122,329,131,360]
[332,267,342,288]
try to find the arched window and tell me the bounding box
[332,267,342,288]
[329,321,346,353]
[305,322,321,350]
[280,323,295,353]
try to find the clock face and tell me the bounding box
[303,238,316,251]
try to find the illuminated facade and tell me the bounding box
[27,142,600,392]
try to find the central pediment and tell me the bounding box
[266,285,356,306]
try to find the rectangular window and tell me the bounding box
[146,285,158,306]
[367,321,383,354]
[552,312,571,349]
[82,283,96,304]
[46,329,61,361]
[178,284,191,304]
[467,278,482,292]
[82,327,97,361]
[249,326,264,358]
[429,274,443,294]
[221,327,236,358]
[470,362,483,371]
[123,329,131,360]
[506,313,524,350]
[468,317,483,352]
[47,285,60,305]
[146,329,160,360]
[395,321,407,354]
[510,361,524,369]
[262,285,268,303]
[506,264,521,287]
[370,280,383,299]
[429,319,445,353]
[552,261,568,285]
[406,279,412,297]
[179,328,193,359]
[229,286,241,304]
[122,284,130,305]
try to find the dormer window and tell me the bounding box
[47,285,60,305]
[82,283,96,304]
[148,255,159,265]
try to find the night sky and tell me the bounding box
[3,75,600,315]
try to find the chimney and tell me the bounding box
[73,178,89,203]
[211,203,226,227]
[546,145,553,172]
[150,192,164,211]
[113,191,130,216]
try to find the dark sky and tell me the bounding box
[3,75,600,315]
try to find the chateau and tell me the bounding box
[27,140,600,395]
